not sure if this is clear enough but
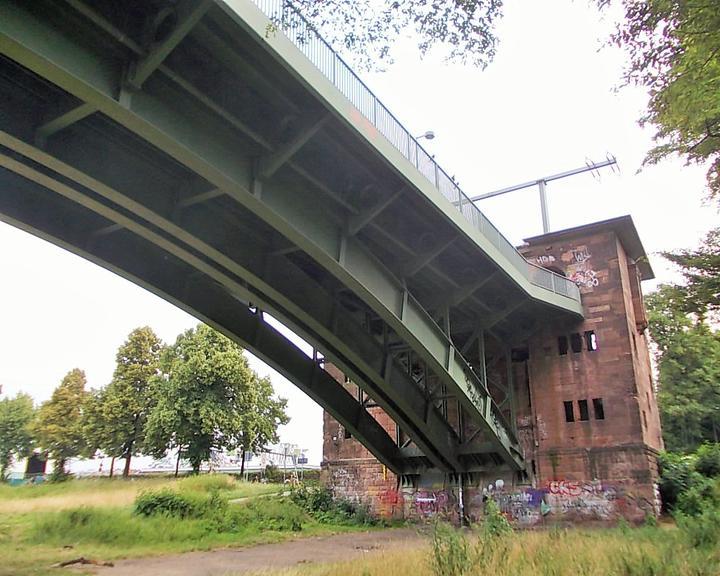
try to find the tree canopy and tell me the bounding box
[603,0,720,199]
[33,369,88,476]
[647,285,720,452]
[294,0,503,69]
[0,393,35,479]
[663,227,720,316]
[96,327,163,477]
[144,324,288,474]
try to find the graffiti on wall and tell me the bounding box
[411,489,455,518]
[480,479,625,525]
[563,246,600,290]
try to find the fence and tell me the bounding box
[250,0,581,303]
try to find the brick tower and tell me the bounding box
[322,215,663,524]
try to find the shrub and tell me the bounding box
[657,451,698,512]
[677,507,720,549]
[695,444,720,478]
[134,488,204,518]
[290,484,379,526]
[675,478,720,517]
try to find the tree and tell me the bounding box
[0,393,35,480]
[663,227,720,316]
[602,0,720,199]
[237,374,289,475]
[33,369,88,477]
[289,0,503,70]
[97,327,163,477]
[647,285,720,452]
[82,387,118,476]
[144,324,288,474]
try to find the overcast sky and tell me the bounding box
[1,0,716,466]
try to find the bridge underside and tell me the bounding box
[0,0,582,475]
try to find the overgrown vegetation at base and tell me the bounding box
[290,485,382,526]
[0,476,371,576]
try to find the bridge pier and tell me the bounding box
[323,218,663,527]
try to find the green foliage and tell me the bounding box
[657,451,698,512]
[676,506,720,549]
[33,369,89,476]
[0,393,34,479]
[646,286,720,452]
[144,324,288,473]
[663,228,720,316]
[134,488,207,519]
[86,327,163,477]
[292,0,503,71]
[695,443,720,477]
[481,498,512,538]
[602,0,720,200]
[430,522,472,576]
[290,484,378,526]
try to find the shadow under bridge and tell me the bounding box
[0,0,583,476]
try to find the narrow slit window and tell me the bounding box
[558,336,568,356]
[592,398,605,420]
[564,401,575,422]
[642,410,648,429]
[570,333,583,353]
[578,399,590,421]
[584,330,598,351]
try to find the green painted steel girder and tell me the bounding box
[0,131,462,471]
[0,171,407,472]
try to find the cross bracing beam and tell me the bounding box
[0,179,406,473]
[35,102,95,145]
[0,0,525,469]
[127,0,213,90]
[0,130,463,471]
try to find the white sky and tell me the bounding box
[0,0,717,466]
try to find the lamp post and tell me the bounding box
[416,130,435,141]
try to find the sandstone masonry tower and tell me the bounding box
[322,216,663,524]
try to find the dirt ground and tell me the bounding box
[81,528,426,576]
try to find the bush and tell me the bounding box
[677,507,720,549]
[695,444,720,478]
[290,484,379,526]
[657,452,698,512]
[675,478,720,517]
[134,488,209,518]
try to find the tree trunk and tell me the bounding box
[109,456,115,478]
[122,441,134,478]
[175,449,182,478]
[240,448,246,476]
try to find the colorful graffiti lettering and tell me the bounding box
[412,490,453,518]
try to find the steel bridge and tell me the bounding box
[0,0,583,476]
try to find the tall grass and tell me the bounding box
[249,524,720,576]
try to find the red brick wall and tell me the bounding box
[321,222,662,524]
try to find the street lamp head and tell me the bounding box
[416,130,435,141]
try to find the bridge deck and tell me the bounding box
[0,0,583,474]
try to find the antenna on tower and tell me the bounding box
[469,154,618,234]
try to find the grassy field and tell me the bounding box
[0,475,367,576]
[248,524,720,576]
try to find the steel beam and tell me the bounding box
[0,131,462,471]
[128,0,213,89]
[35,102,95,145]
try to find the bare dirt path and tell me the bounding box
[82,528,426,576]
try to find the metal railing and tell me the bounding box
[251,0,581,303]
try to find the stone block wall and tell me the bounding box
[321,217,663,526]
